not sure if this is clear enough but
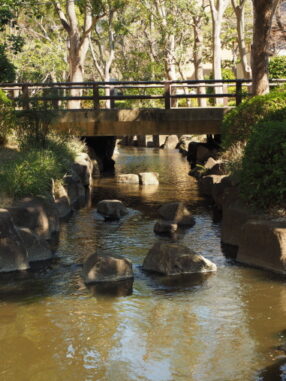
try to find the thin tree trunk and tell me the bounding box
[193,16,207,107]
[209,0,229,105]
[232,0,252,79]
[252,0,280,95]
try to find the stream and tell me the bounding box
[0,147,286,381]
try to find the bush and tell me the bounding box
[240,121,286,209]
[269,56,286,79]
[222,88,286,149]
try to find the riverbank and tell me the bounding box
[187,143,286,275]
[0,137,96,272]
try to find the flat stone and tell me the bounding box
[83,253,134,284]
[139,172,159,185]
[143,242,217,275]
[116,174,140,184]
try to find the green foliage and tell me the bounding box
[240,121,286,209]
[15,108,57,148]
[269,56,286,79]
[0,89,16,144]
[0,45,16,82]
[0,8,13,30]
[222,89,286,149]
[0,135,86,199]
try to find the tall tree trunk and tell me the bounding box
[252,0,280,95]
[68,34,90,108]
[232,0,252,79]
[209,0,229,105]
[193,16,207,107]
[53,0,98,108]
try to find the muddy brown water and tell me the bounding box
[0,147,286,381]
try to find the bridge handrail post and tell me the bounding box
[164,82,171,109]
[236,80,243,106]
[93,84,100,109]
[21,84,30,110]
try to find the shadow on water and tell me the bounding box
[86,278,134,298]
[0,259,83,303]
[258,358,286,381]
[142,269,214,294]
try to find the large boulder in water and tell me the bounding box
[143,242,217,275]
[83,253,134,284]
[158,202,195,227]
[96,200,128,220]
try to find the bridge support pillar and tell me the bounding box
[137,135,147,147]
[153,135,168,148]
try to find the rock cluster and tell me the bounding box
[0,153,94,272]
[188,146,286,274]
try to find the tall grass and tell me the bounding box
[0,135,86,200]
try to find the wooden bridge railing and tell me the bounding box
[0,79,285,110]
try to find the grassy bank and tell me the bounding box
[0,134,87,202]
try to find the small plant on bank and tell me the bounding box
[239,121,286,210]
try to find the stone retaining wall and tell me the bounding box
[0,152,95,273]
[189,149,286,275]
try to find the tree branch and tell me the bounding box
[52,0,70,32]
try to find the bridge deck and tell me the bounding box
[50,108,230,136]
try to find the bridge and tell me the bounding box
[1,79,284,136]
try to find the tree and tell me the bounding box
[89,0,128,107]
[209,0,230,104]
[190,0,208,106]
[231,0,251,78]
[52,0,105,108]
[252,0,280,95]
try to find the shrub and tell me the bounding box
[269,56,286,79]
[240,121,286,210]
[222,89,286,149]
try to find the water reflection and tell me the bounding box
[87,279,134,298]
